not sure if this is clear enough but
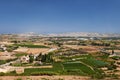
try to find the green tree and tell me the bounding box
[112,50,114,54]
[29,54,34,63]
[41,54,46,62]
[41,53,53,63]
[36,53,42,61]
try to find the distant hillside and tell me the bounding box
[7,32,120,37]
[39,32,120,37]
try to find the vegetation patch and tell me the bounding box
[80,58,108,68]
[63,62,95,75]
[14,44,49,48]
[15,53,27,57]
[24,62,63,75]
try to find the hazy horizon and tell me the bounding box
[0,0,120,33]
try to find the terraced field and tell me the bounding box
[80,58,108,68]
[63,62,95,75]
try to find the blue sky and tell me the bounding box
[0,0,120,33]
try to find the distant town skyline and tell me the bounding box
[0,0,120,33]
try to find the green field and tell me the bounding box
[80,58,108,68]
[24,62,63,75]
[15,53,27,57]
[23,61,104,77]
[14,44,49,48]
[5,54,107,79]
[63,62,95,75]
[0,58,17,65]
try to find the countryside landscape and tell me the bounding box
[0,33,120,80]
[0,0,120,80]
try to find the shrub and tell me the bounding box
[16,78,22,80]
[0,72,5,76]
[31,72,58,76]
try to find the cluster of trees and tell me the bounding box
[107,61,117,70]
[35,52,54,63]
[91,42,110,46]
[52,41,63,47]
[21,52,54,65]
[11,40,20,43]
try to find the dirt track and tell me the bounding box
[0,76,90,80]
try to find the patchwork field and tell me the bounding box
[63,45,99,53]
[0,36,120,79]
